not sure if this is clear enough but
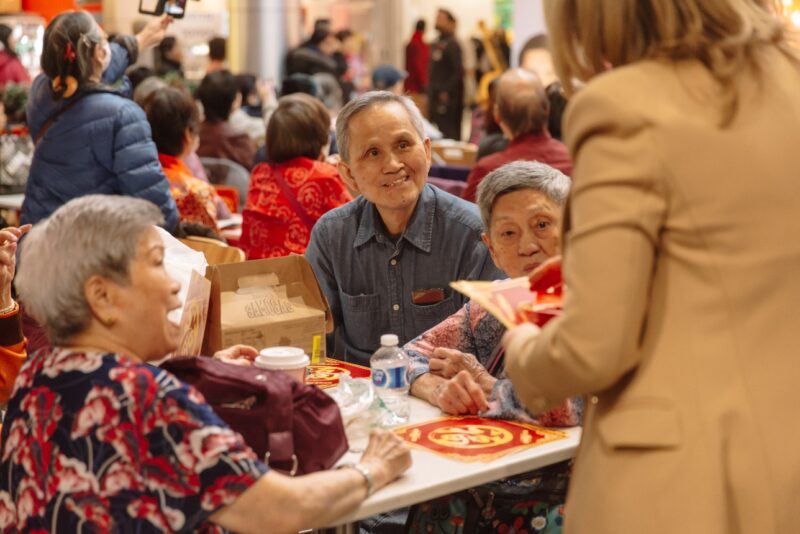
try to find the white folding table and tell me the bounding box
[319,397,581,532]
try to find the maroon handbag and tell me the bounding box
[161,356,348,476]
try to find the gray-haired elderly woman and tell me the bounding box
[403,161,581,533]
[0,195,410,533]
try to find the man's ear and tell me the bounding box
[423,136,432,166]
[83,274,117,325]
[337,159,360,194]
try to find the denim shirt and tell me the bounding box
[306,184,505,366]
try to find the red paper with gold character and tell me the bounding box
[306,358,371,389]
[394,416,568,463]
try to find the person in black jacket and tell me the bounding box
[428,8,464,140]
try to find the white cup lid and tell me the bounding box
[256,346,309,369]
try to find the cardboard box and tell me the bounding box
[202,255,332,362]
[431,140,478,167]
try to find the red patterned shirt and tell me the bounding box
[240,157,353,259]
[0,348,268,533]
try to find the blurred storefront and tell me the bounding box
[1,0,545,85]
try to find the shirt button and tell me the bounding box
[390,259,398,266]
[590,396,599,405]
[392,304,400,311]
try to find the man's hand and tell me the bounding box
[429,348,496,394]
[434,371,489,415]
[0,225,31,309]
[213,344,259,366]
[136,15,174,51]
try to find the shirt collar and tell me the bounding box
[158,153,191,174]
[353,184,436,252]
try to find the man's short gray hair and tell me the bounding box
[476,161,571,230]
[335,91,426,162]
[16,195,164,344]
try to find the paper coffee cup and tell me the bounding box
[256,347,310,383]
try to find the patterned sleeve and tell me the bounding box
[484,379,584,427]
[144,368,269,529]
[405,302,476,384]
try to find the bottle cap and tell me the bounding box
[380,334,399,347]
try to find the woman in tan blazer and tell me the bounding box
[503,1,800,533]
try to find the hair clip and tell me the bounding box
[64,41,77,63]
[52,75,79,98]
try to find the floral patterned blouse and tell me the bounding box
[240,157,353,259]
[0,348,268,533]
[405,300,583,426]
[160,153,222,233]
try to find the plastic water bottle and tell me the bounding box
[370,334,410,424]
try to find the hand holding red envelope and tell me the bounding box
[519,256,563,327]
[451,257,563,328]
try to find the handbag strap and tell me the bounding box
[270,165,316,228]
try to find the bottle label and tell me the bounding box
[372,366,407,389]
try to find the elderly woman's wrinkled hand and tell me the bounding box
[213,344,259,366]
[358,428,412,492]
[434,370,489,415]
[429,347,496,394]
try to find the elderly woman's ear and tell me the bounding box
[83,274,120,328]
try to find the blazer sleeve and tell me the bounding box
[112,103,179,231]
[505,84,669,414]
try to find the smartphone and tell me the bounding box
[164,0,188,18]
[138,0,165,16]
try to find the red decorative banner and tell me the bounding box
[394,416,568,463]
[306,358,371,389]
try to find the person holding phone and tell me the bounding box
[22,11,179,231]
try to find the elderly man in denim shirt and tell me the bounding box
[306,91,503,367]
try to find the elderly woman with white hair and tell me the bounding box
[404,161,581,533]
[0,195,410,533]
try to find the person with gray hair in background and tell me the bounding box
[305,90,503,370]
[404,160,581,533]
[462,68,572,202]
[0,194,411,533]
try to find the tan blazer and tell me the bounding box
[506,49,800,534]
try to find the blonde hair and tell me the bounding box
[545,0,798,123]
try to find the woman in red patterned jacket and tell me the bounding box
[240,93,352,259]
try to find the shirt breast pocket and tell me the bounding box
[340,291,385,352]
[410,296,459,337]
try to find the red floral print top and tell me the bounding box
[160,153,222,233]
[240,157,353,259]
[0,348,268,533]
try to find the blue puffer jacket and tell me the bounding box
[22,40,178,230]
